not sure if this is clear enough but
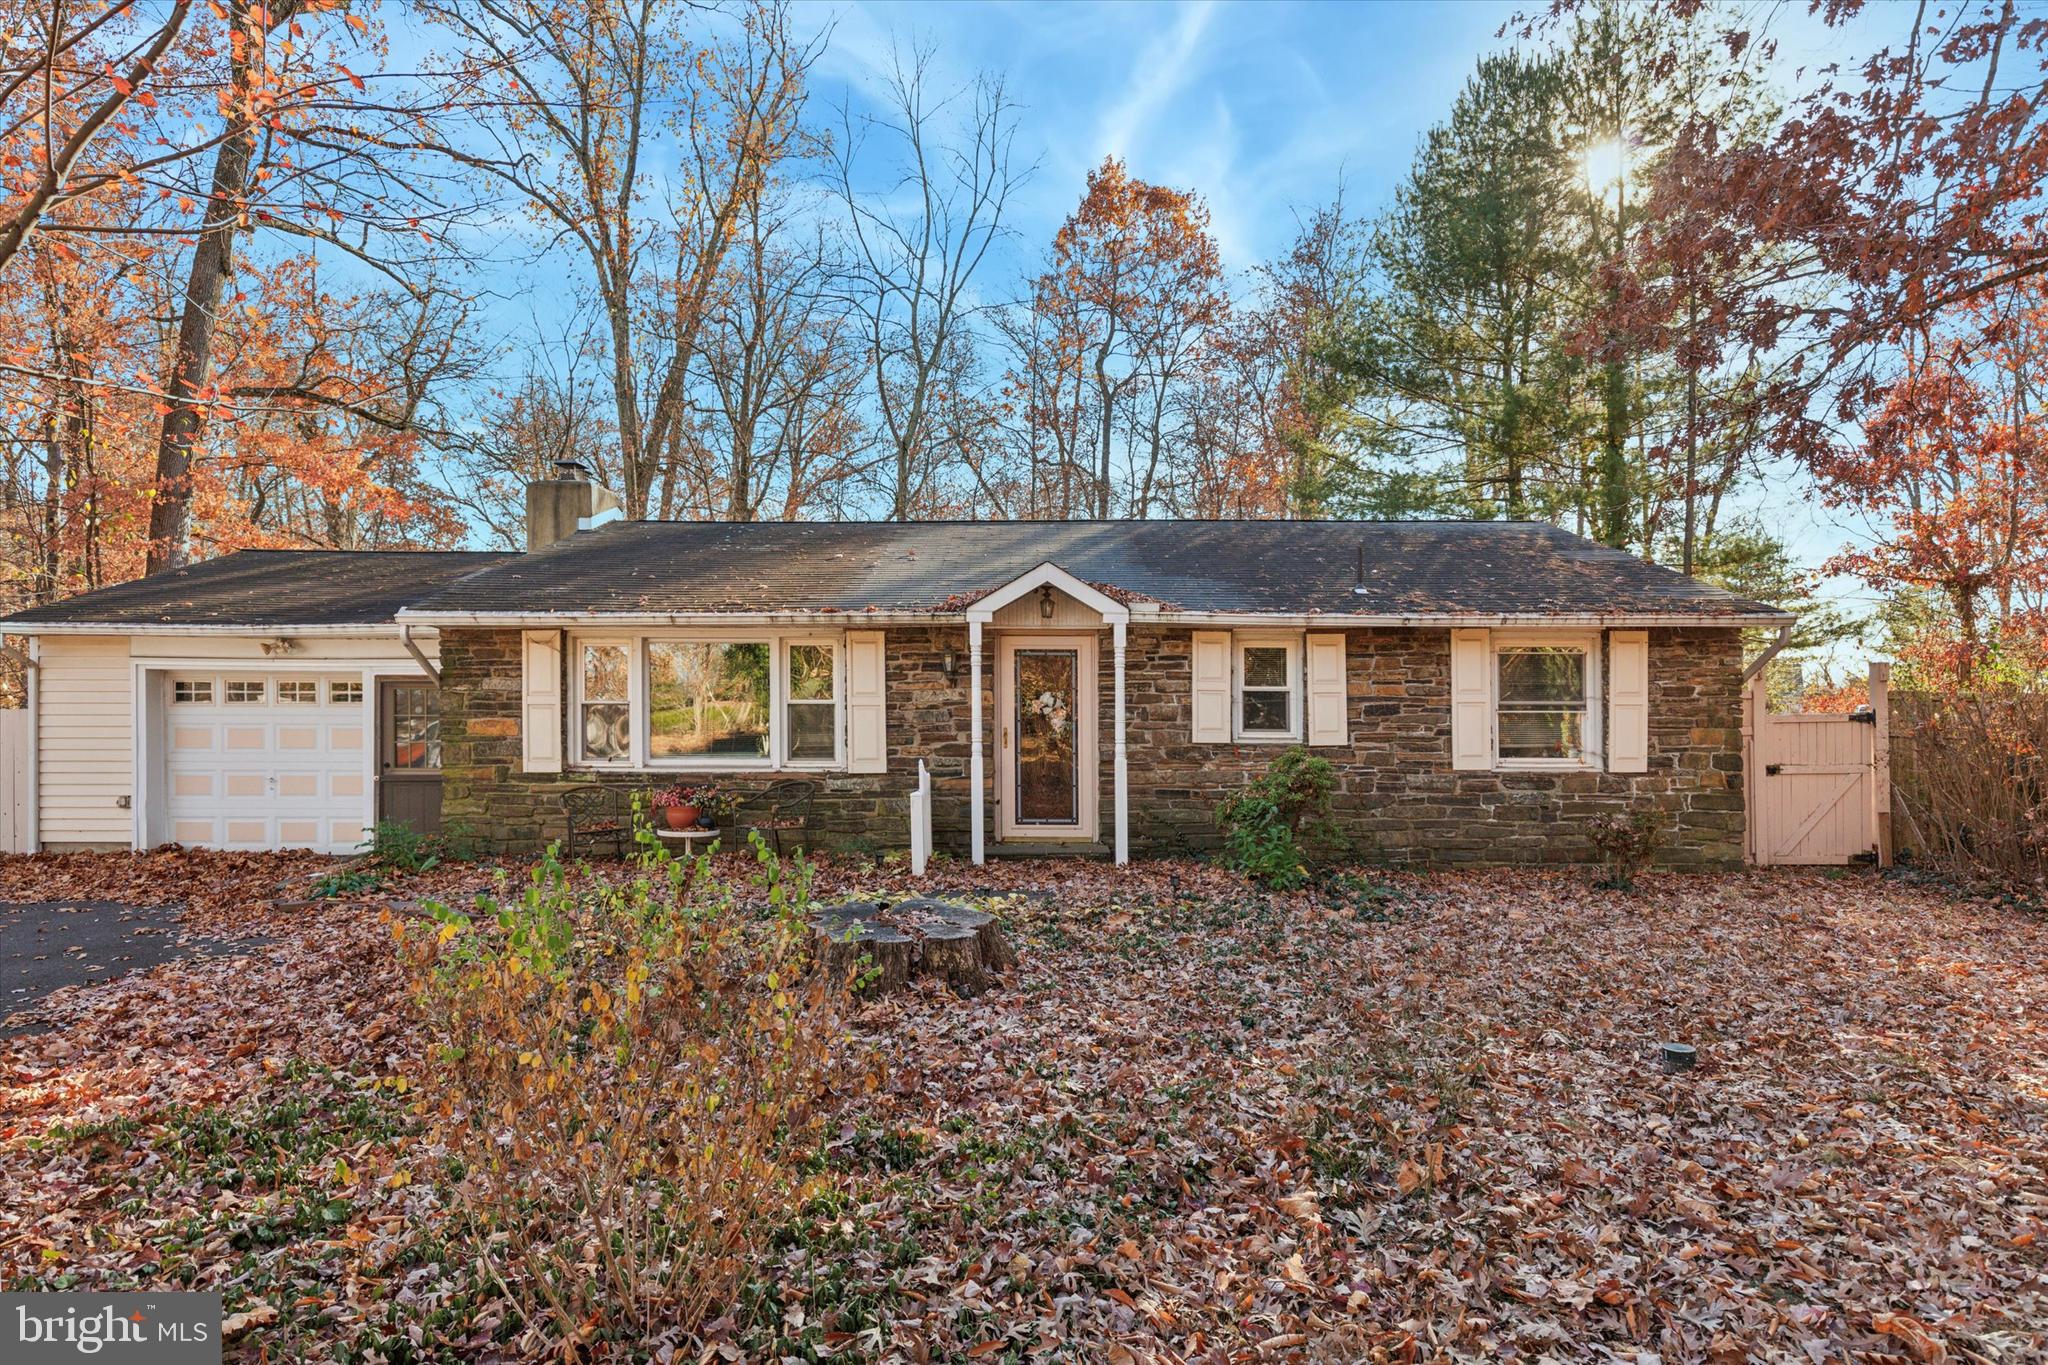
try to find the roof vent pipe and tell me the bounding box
[1352,541,1370,595]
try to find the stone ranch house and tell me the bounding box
[0,477,1792,867]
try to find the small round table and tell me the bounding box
[653,826,722,858]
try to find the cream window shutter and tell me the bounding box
[1449,628,1492,770]
[1608,630,1650,773]
[1305,633,1349,746]
[1191,630,1231,742]
[521,630,564,774]
[845,630,888,773]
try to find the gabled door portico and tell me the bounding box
[966,563,1130,866]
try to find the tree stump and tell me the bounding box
[811,895,1016,995]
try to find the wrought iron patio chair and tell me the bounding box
[743,779,817,856]
[563,785,631,859]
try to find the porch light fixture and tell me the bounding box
[1038,584,1056,620]
[943,646,958,677]
[260,637,297,657]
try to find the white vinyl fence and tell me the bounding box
[909,759,932,877]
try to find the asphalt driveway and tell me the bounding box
[1,900,261,1038]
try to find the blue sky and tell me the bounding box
[798,0,1526,272]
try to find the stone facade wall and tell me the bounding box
[440,627,978,856]
[1118,626,1744,868]
[438,624,1745,867]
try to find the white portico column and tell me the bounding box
[1113,619,1129,864]
[970,618,985,865]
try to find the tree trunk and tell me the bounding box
[146,0,291,574]
[146,122,256,574]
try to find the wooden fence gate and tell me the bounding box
[0,708,29,854]
[1744,662,1892,867]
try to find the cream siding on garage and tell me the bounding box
[37,635,133,847]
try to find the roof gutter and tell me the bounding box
[0,622,423,636]
[394,608,1797,629]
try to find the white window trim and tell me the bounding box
[776,636,845,770]
[569,632,848,773]
[1491,630,1602,771]
[571,637,636,769]
[1232,632,1303,743]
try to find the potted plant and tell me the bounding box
[650,784,727,830]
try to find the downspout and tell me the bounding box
[1,640,38,852]
[398,623,441,686]
[1741,622,1793,685]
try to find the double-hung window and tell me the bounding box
[1494,636,1597,767]
[570,634,843,769]
[783,641,839,764]
[577,641,633,764]
[1235,635,1301,742]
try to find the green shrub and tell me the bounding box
[310,868,384,899]
[1216,747,1338,890]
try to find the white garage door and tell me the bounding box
[163,673,369,854]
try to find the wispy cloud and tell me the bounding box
[1092,0,1218,163]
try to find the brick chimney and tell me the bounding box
[526,460,622,551]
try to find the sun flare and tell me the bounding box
[1580,136,1630,191]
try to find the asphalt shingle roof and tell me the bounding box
[0,522,1787,629]
[405,520,1784,620]
[1,550,515,627]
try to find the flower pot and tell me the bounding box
[664,804,701,830]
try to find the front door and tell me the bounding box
[377,679,443,835]
[994,634,1097,841]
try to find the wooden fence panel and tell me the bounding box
[0,709,30,853]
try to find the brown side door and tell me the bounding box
[377,679,443,835]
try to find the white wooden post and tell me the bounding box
[910,759,931,877]
[969,620,984,866]
[1870,661,1892,868]
[1113,619,1128,864]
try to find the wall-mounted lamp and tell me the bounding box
[943,646,959,677]
[1038,584,1056,620]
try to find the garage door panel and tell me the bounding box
[163,672,366,855]
[171,726,215,752]
[278,772,320,798]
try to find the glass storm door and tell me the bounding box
[378,680,443,835]
[995,635,1096,841]
[1014,649,1078,825]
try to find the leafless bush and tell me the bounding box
[1891,689,2048,894]
[395,837,870,1355]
